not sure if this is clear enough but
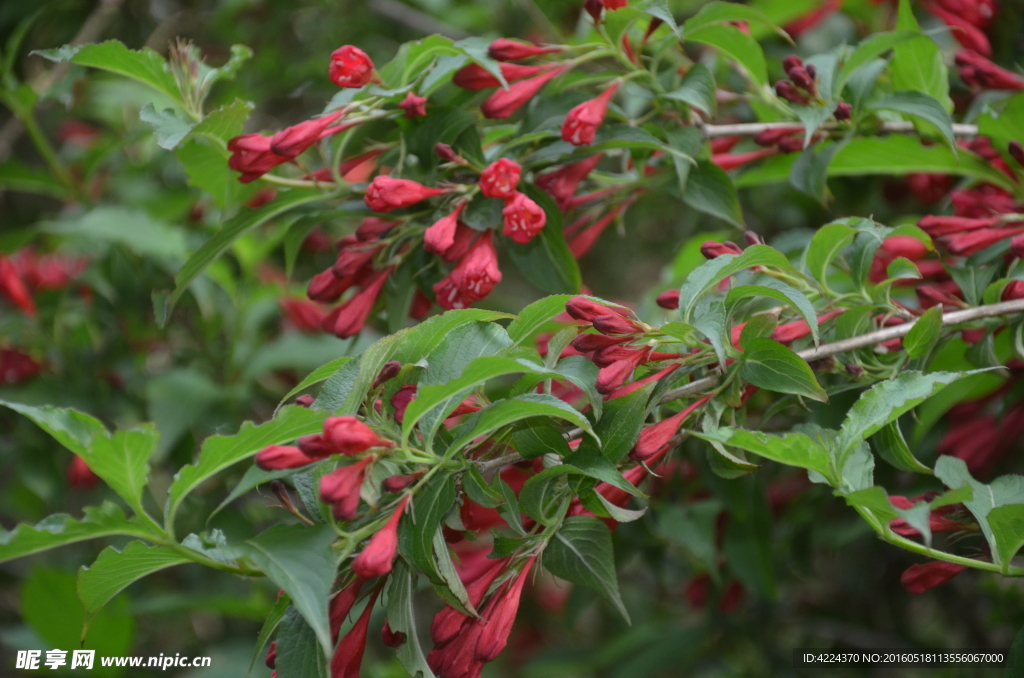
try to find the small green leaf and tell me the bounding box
[870,91,955,149]
[790,139,848,205]
[679,245,797,322]
[904,306,943,359]
[139,103,195,149]
[635,0,679,35]
[872,421,932,474]
[494,476,527,536]
[741,337,828,402]
[987,505,1024,573]
[463,465,503,508]
[683,2,786,40]
[506,294,575,345]
[664,63,716,116]
[805,221,856,291]
[543,516,630,623]
[36,40,183,105]
[447,394,596,455]
[520,466,576,525]
[575,382,653,464]
[511,418,572,460]
[683,159,744,226]
[279,357,352,409]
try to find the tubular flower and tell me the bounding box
[0,349,42,384]
[452,62,545,91]
[712,148,779,171]
[398,91,428,118]
[307,268,355,303]
[424,202,467,255]
[382,473,420,493]
[1001,280,1024,301]
[955,50,1024,89]
[329,45,375,88]
[255,445,316,471]
[351,495,410,578]
[269,111,346,158]
[480,158,522,199]
[701,241,743,259]
[356,216,400,241]
[280,298,328,333]
[536,154,603,210]
[364,176,447,212]
[381,620,405,647]
[0,257,36,316]
[227,134,289,182]
[596,349,651,394]
[474,559,537,662]
[331,589,379,678]
[450,231,502,301]
[770,310,843,345]
[888,496,965,537]
[320,457,374,521]
[322,268,392,339]
[332,237,383,278]
[630,395,714,463]
[1010,141,1024,167]
[67,455,99,489]
[482,67,564,119]
[943,227,1024,256]
[932,7,991,55]
[502,192,547,244]
[562,82,619,146]
[592,313,644,335]
[917,215,1002,236]
[572,333,629,353]
[900,561,968,594]
[656,289,680,309]
[566,296,619,322]
[568,202,630,258]
[330,579,364,641]
[488,39,562,61]
[323,415,393,455]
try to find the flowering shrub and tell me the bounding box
[3,0,1024,675]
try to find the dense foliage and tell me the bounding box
[3,0,1024,676]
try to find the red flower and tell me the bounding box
[701,241,743,259]
[382,473,420,493]
[712,148,779,171]
[566,296,619,322]
[280,298,328,333]
[572,333,628,353]
[227,134,289,183]
[596,350,651,394]
[255,445,315,471]
[0,348,41,384]
[307,268,355,303]
[331,589,379,678]
[1002,280,1024,301]
[474,558,535,662]
[424,203,467,256]
[0,257,36,316]
[567,203,629,258]
[888,495,965,537]
[265,641,276,669]
[332,237,383,278]
[770,310,843,345]
[488,39,562,61]
[592,313,643,335]
[330,578,364,641]
[943,227,1024,255]
[320,457,373,521]
[562,83,619,146]
[398,91,428,118]
[1010,140,1024,167]
[329,45,375,88]
[356,216,401,241]
[323,416,393,455]
[269,111,346,158]
[452,63,545,91]
[933,8,991,55]
[630,395,713,463]
[956,50,1024,88]
[482,68,564,119]
[391,384,417,423]
[364,176,447,212]
[322,268,391,339]
[501,192,546,244]
[450,231,502,301]
[352,495,410,578]
[900,561,968,593]
[917,215,1001,237]
[382,620,405,647]
[536,154,602,210]
[785,0,842,37]
[480,158,522,199]
[67,455,99,489]
[1012,233,1024,259]
[656,289,680,309]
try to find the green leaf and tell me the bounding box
[279,357,352,409]
[904,306,942,359]
[448,394,596,455]
[139,103,195,149]
[275,607,329,678]
[978,92,1024,163]
[635,0,679,35]
[0,159,70,198]
[386,560,436,678]
[694,427,833,479]
[421,322,513,388]
[790,138,848,205]
[726,281,820,345]
[248,590,291,675]
[948,265,997,308]
[507,294,575,345]
[78,542,189,627]
[44,206,188,265]
[507,186,581,294]
[842,486,900,532]
[432,527,477,615]
[664,63,716,116]
[165,406,329,535]
[870,91,955,149]
[683,1,786,39]
[685,24,768,88]
[176,99,254,209]
[683,159,744,227]
[835,30,921,95]
[575,382,653,464]
[872,421,933,474]
[494,476,527,535]
[679,245,797,322]
[511,418,572,460]
[245,523,336,656]
[463,465,503,508]
[0,502,152,563]
[837,371,976,458]
[36,40,183,105]
[741,337,828,402]
[805,221,856,290]
[693,301,729,366]
[160,188,325,324]
[657,500,722,571]
[399,473,456,584]
[543,516,629,623]
[988,505,1024,573]
[520,466,576,525]
[888,0,951,110]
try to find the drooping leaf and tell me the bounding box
[248,591,291,675]
[685,24,768,88]
[872,421,933,474]
[888,0,951,111]
[399,473,456,585]
[386,559,436,678]
[682,159,744,227]
[544,516,630,623]
[870,91,955,148]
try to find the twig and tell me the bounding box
[367,0,469,39]
[700,120,979,139]
[475,298,1024,474]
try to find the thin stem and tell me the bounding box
[883,531,1024,576]
[18,110,78,196]
[259,175,340,189]
[700,120,979,139]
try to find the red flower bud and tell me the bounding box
[364,176,446,212]
[753,126,803,147]
[450,231,502,301]
[434,142,464,164]
[322,269,391,339]
[488,39,562,61]
[834,101,852,120]
[775,80,809,105]
[352,495,409,578]
[770,310,843,345]
[1011,234,1024,259]
[944,227,1024,256]
[880,235,930,261]
[917,214,1001,236]
[566,296,618,322]
[1002,280,1024,301]
[255,445,315,471]
[1010,140,1024,166]
[331,588,378,678]
[307,268,353,303]
[656,289,680,309]
[933,9,991,55]
[592,313,643,335]
[700,241,743,259]
[356,217,400,241]
[782,55,804,74]
[572,333,629,353]
[392,384,417,424]
[67,455,99,490]
[584,0,604,22]
[900,561,968,594]
[482,67,564,119]
[0,257,35,316]
[374,361,401,388]
[472,560,536,663]
[424,202,467,256]
[265,641,276,669]
[329,45,375,88]
[956,49,1024,88]
[562,82,619,146]
[382,473,420,493]
[332,239,382,278]
[788,66,817,94]
[536,154,602,210]
[330,578,363,641]
[592,345,644,368]
[630,395,713,463]
[226,134,290,183]
[398,91,428,118]
[323,415,393,455]
[480,158,522,199]
[320,457,373,521]
[502,192,547,244]
[269,111,345,158]
[452,62,545,91]
[712,148,778,171]
[295,394,316,408]
[381,620,405,647]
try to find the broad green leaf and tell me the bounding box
[165,406,329,535]
[78,542,189,626]
[872,421,932,474]
[685,24,768,88]
[245,523,336,655]
[0,502,153,563]
[904,306,942,359]
[160,188,325,324]
[837,371,974,457]
[987,505,1024,571]
[888,0,951,110]
[789,138,848,205]
[507,186,581,294]
[679,245,797,322]
[683,159,744,227]
[448,394,596,455]
[553,355,604,420]
[664,63,716,116]
[393,309,517,365]
[726,282,819,345]
[511,418,572,460]
[805,221,856,290]
[520,466,577,525]
[543,516,629,623]
[870,91,955,148]
[139,103,194,149]
[463,465,503,508]
[567,447,643,498]
[575,382,653,464]
[176,99,254,209]
[386,560,436,678]
[683,1,786,39]
[977,92,1024,162]
[948,265,997,308]
[694,428,833,479]
[693,301,729,366]
[741,337,828,402]
[399,473,456,585]
[842,486,900,532]
[248,591,291,674]
[37,40,183,105]
[275,606,329,678]
[835,30,920,95]
[279,356,352,409]
[507,295,575,345]
[421,322,513,388]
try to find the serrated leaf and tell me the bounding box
[245,524,336,656]
[78,542,189,628]
[679,245,797,322]
[506,294,575,345]
[741,337,827,402]
[139,103,195,149]
[275,606,329,678]
[36,40,183,105]
[694,427,833,479]
[279,356,352,410]
[987,505,1024,571]
[544,516,629,623]
[0,502,152,563]
[904,306,942,359]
